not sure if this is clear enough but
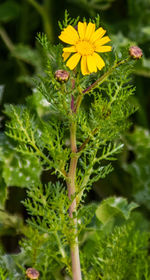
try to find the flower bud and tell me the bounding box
[54,70,70,83]
[129,46,143,59]
[26,268,40,279]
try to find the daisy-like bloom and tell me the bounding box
[59,21,112,75]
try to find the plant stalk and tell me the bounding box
[27,0,53,41]
[67,121,82,280]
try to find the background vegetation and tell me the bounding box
[0,0,150,278]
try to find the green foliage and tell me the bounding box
[23,182,71,240]
[0,250,25,280]
[19,182,74,278]
[0,210,24,237]
[81,222,150,280]
[0,133,42,188]
[122,126,150,209]
[58,10,80,30]
[12,45,40,67]
[0,267,8,280]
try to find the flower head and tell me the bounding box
[59,21,112,75]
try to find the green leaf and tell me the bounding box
[96,196,138,224]
[143,58,150,69]
[26,90,51,117]
[12,44,41,67]
[142,26,150,35]
[2,154,42,187]
[0,134,42,188]
[0,1,20,23]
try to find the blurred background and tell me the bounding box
[0,0,150,253]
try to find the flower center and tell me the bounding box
[76,40,94,56]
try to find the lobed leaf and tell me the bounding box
[96,196,138,224]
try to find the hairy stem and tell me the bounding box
[67,121,82,280]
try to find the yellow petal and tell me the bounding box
[95,45,112,53]
[93,52,105,70]
[87,54,97,73]
[78,21,87,39]
[62,52,71,61]
[85,22,95,40]
[66,53,81,70]
[81,56,90,75]
[91,27,106,42]
[95,36,111,47]
[63,46,76,53]
[59,25,79,44]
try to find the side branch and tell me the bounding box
[83,57,130,94]
[78,128,98,153]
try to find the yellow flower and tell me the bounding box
[59,21,112,75]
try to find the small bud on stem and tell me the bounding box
[55,69,70,83]
[129,46,143,59]
[26,268,40,279]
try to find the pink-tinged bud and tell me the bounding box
[26,268,40,279]
[54,70,70,83]
[129,46,143,59]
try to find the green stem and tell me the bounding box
[27,0,43,15]
[0,26,14,51]
[43,1,54,42]
[74,94,83,113]
[67,121,82,280]
[27,0,53,41]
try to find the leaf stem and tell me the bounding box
[78,127,98,153]
[55,232,66,259]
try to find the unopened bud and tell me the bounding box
[129,46,143,59]
[26,268,40,279]
[54,70,70,83]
